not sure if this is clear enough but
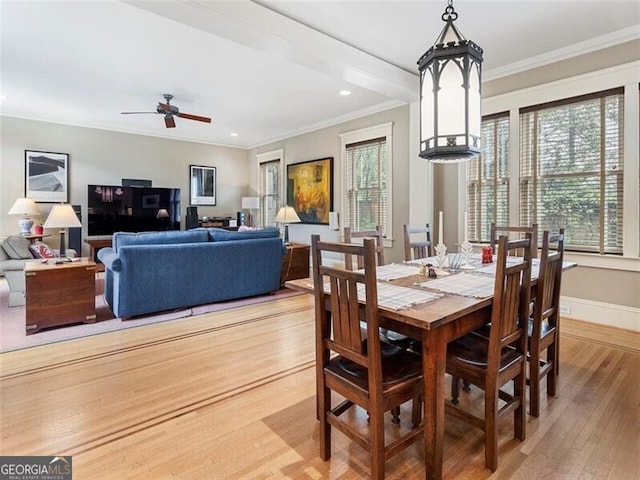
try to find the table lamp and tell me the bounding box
[274,205,301,244]
[241,196,260,227]
[43,203,81,259]
[8,198,41,235]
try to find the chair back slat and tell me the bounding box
[490,223,538,258]
[403,224,433,261]
[489,235,531,360]
[344,226,385,270]
[532,229,565,335]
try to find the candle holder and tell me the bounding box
[459,240,475,270]
[434,243,449,276]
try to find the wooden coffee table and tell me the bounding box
[25,258,97,334]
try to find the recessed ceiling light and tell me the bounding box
[340,90,351,96]
[230,132,239,137]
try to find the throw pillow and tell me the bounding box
[208,227,280,242]
[1,235,34,259]
[30,242,57,259]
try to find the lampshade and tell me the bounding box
[8,198,40,235]
[274,206,301,245]
[43,204,80,258]
[418,0,483,162]
[8,198,40,216]
[43,204,81,229]
[274,206,301,224]
[241,196,260,210]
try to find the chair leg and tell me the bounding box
[484,387,499,472]
[319,386,331,460]
[547,338,558,397]
[514,372,526,442]
[391,406,400,425]
[463,380,471,392]
[451,376,460,405]
[529,347,541,417]
[370,405,386,480]
[411,397,422,428]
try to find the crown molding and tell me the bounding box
[485,25,640,82]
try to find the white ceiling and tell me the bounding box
[1,1,638,149]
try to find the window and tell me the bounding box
[520,88,624,254]
[466,113,510,242]
[257,150,283,228]
[342,123,392,237]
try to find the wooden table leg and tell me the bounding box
[423,328,447,480]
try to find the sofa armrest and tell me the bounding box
[98,248,121,272]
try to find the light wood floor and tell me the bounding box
[1,294,638,479]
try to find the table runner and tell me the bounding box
[470,257,540,279]
[300,280,443,311]
[357,263,423,281]
[416,272,496,298]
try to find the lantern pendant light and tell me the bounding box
[418,0,483,163]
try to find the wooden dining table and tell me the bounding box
[285,256,576,480]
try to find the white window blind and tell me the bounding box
[345,137,388,235]
[260,160,281,228]
[519,88,624,254]
[466,113,510,242]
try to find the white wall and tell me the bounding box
[248,104,413,264]
[1,117,250,255]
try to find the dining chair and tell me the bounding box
[446,234,532,472]
[528,229,565,417]
[310,234,424,479]
[343,225,385,270]
[490,223,538,258]
[403,223,433,261]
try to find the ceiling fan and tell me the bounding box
[121,94,212,128]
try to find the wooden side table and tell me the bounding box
[280,243,310,286]
[85,238,112,272]
[25,259,97,334]
[24,233,52,244]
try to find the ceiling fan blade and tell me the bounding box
[121,111,158,115]
[164,114,176,128]
[177,112,212,123]
[158,102,171,112]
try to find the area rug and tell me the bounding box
[0,275,302,353]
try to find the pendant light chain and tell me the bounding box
[442,0,458,22]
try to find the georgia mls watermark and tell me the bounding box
[0,456,72,480]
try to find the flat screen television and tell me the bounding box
[87,184,181,236]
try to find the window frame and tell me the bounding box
[475,61,639,269]
[256,149,284,228]
[340,122,394,246]
[519,88,624,254]
[465,112,511,243]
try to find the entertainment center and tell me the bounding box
[85,183,182,270]
[87,184,181,236]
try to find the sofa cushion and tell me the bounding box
[30,242,57,259]
[207,227,280,242]
[1,236,33,260]
[113,229,209,251]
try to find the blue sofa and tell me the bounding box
[98,228,284,318]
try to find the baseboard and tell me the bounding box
[560,295,640,332]
[561,317,640,354]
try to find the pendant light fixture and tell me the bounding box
[418,0,483,162]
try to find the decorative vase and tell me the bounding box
[34,225,44,235]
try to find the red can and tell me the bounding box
[481,246,493,264]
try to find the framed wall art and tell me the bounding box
[286,157,333,224]
[189,165,216,206]
[25,150,69,203]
